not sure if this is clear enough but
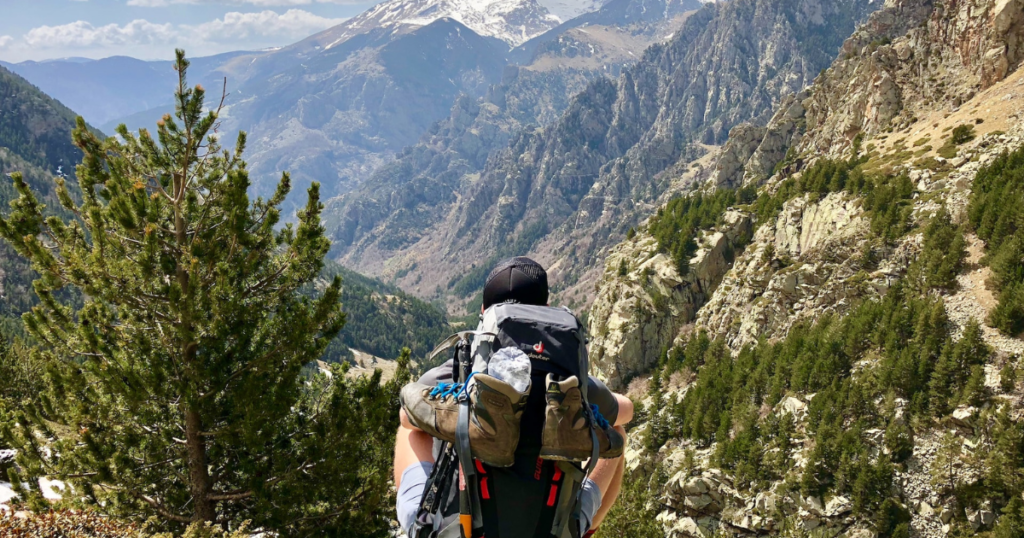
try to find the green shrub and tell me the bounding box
[597,469,667,538]
[876,499,912,538]
[1001,361,1018,393]
[951,124,977,145]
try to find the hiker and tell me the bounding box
[394,257,634,538]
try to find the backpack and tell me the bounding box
[409,303,601,538]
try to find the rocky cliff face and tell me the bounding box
[588,210,752,389]
[329,0,879,313]
[701,0,1024,194]
[798,0,1024,157]
[695,192,917,351]
[591,0,1024,535]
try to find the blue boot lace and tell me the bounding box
[590,404,610,430]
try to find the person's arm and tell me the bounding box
[612,393,633,427]
[587,376,633,427]
[394,409,432,487]
[400,408,422,431]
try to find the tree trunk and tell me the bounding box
[185,407,215,522]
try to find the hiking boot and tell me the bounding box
[540,375,624,461]
[400,374,529,467]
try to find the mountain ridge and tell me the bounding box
[326,0,879,315]
[588,0,1024,535]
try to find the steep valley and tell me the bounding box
[2,0,1024,534]
[586,0,1024,537]
[326,0,880,320]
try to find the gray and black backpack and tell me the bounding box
[409,303,605,538]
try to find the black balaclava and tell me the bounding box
[482,257,548,309]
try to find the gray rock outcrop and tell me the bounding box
[588,210,752,389]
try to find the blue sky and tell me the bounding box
[0,0,379,63]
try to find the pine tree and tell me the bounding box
[917,208,966,291]
[0,51,407,534]
[961,364,988,407]
[931,432,963,500]
[995,496,1024,538]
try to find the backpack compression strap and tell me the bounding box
[410,441,458,538]
[548,461,586,538]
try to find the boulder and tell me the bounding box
[685,494,714,511]
[672,516,713,538]
[703,468,731,486]
[826,496,853,517]
[755,491,778,513]
[968,509,995,531]
[779,396,808,418]
[952,406,977,427]
[682,477,710,496]
[801,495,825,515]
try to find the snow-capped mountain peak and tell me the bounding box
[318,0,565,48]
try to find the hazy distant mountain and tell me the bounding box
[0,51,260,129]
[326,0,879,311]
[222,17,509,206]
[0,65,99,315]
[323,0,705,268]
[5,0,677,216]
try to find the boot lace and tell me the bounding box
[590,404,610,430]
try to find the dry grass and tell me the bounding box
[869,66,1024,161]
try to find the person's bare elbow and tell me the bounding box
[613,393,634,426]
[400,408,422,431]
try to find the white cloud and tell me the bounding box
[190,9,345,40]
[0,36,13,49]
[24,20,178,49]
[19,9,343,51]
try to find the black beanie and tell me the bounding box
[482,257,549,309]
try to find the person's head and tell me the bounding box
[482,257,548,310]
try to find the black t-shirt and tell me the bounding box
[417,359,618,537]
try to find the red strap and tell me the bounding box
[480,477,490,499]
[474,459,487,475]
[583,530,597,538]
[552,466,563,481]
[546,484,559,507]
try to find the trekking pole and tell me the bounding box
[454,337,483,538]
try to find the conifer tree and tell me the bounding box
[995,497,1024,538]
[916,208,966,291]
[0,50,406,535]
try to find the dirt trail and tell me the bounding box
[944,233,1024,358]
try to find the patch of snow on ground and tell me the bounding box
[38,478,66,501]
[0,481,17,512]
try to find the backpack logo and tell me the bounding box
[533,342,544,354]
